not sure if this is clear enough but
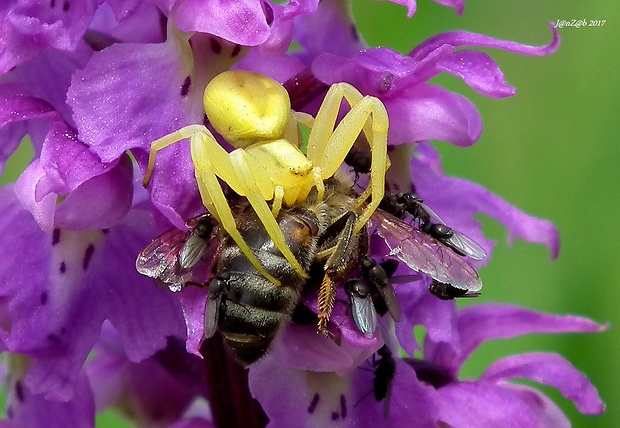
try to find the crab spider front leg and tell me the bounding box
[306,83,389,232]
[144,125,282,284]
[188,128,311,282]
[143,125,207,187]
[227,149,309,279]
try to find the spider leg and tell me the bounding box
[306,84,389,232]
[143,125,207,187]
[190,131,281,285]
[272,186,284,217]
[229,149,309,280]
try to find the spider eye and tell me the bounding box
[203,70,291,147]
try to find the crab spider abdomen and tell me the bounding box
[204,70,291,147]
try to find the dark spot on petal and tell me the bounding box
[307,393,319,414]
[331,412,339,421]
[47,334,62,345]
[83,244,95,270]
[380,72,394,93]
[50,0,56,8]
[181,76,191,97]
[52,228,61,246]
[231,44,242,57]
[14,381,24,402]
[63,0,69,11]
[340,395,347,419]
[261,1,274,26]
[102,228,109,235]
[40,292,48,305]
[209,37,222,54]
[60,327,66,334]
[6,406,13,419]
[351,25,359,41]
[60,261,66,274]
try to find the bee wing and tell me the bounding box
[440,230,487,261]
[346,280,378,335]
[371,210,482,292]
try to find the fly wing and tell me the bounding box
[136,214,218,292]
[374,281,402,323]
[440,230,487,261]
[179,214,217,268]
[371,210,482,292]
[204,292,221,339]
[136,227,188,280]
[416,199,445,225]
[346,280,378,335]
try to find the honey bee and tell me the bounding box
[138,169,483,366]
[138,174,369,365]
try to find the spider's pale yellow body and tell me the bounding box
[143,70,389,285]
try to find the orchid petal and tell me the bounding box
[482,352,605,415]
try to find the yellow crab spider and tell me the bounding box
[143,70,389,285]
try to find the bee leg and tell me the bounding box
[317,275,336,336]
[317,212,357,336]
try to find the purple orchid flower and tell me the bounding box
[249,303,605,427]
[0,0,167,74]
[0,71,186,418]
[2,353,95,427]
[86,322,211,427]
[411,303,605,426]
[0,179,186,399]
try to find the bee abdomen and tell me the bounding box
[215,270,303,366]
[220,303,290,366]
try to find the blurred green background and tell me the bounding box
[354,0,618,426]
[1,1,616,426]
